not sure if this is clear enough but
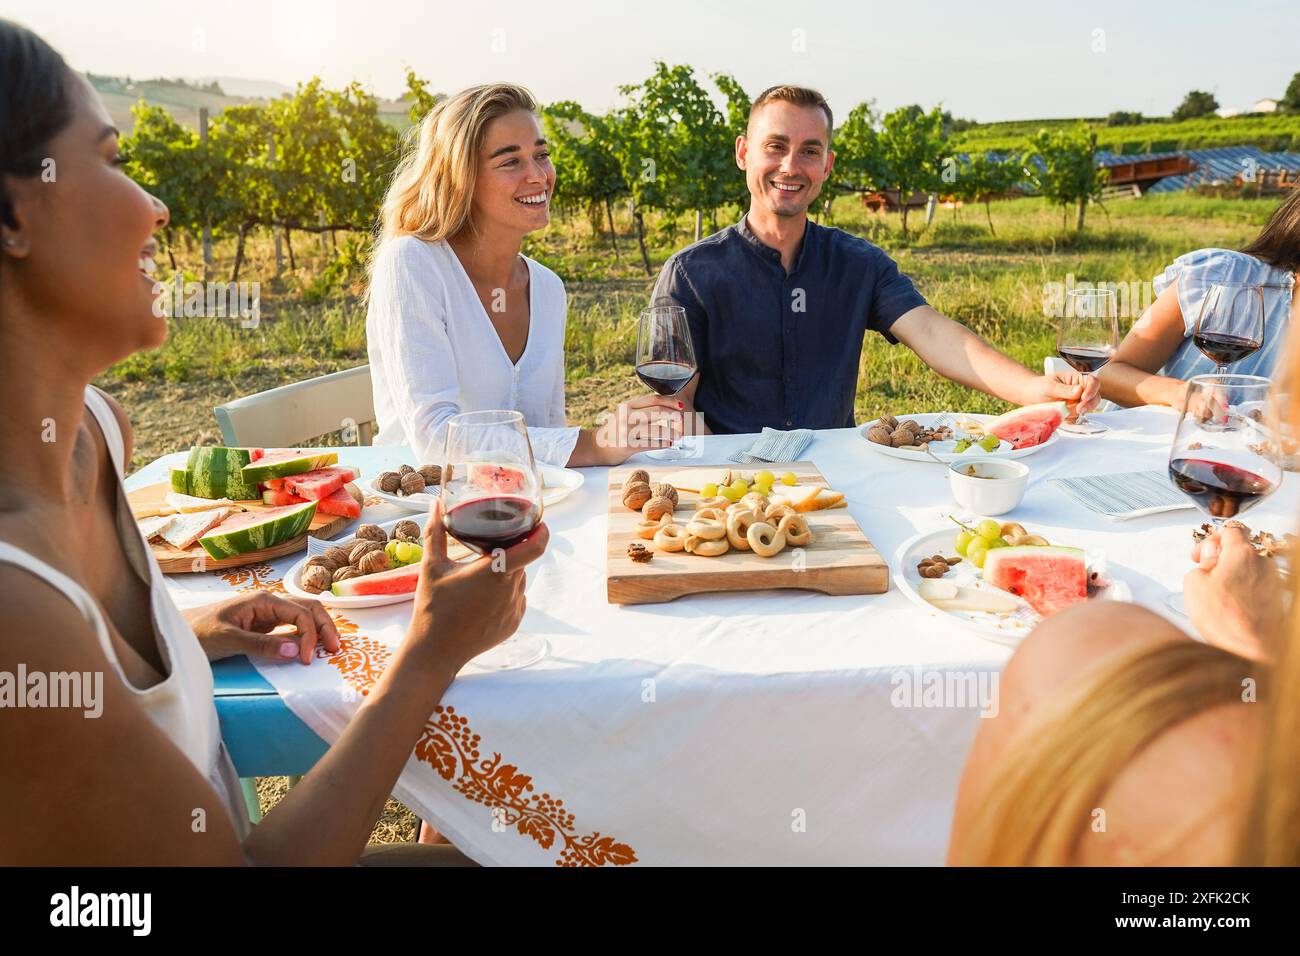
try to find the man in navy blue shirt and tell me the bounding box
[652,85,1099,435]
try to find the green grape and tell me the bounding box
[781,472,797,486]
[701,482,718,498]
[731,480,748,496]
[986,537,1009,550]
[978,434,1000,452]
[954,438,971,454]
[955,530,974,557]
[966,538,990,569]
[755,470,775,486]
[976,519,1002,541]
[721,484,742,502]
[395,541,419,564]
[385,540,400,557]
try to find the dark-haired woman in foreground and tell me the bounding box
[0,19,547,865]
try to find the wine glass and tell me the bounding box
[1056,288,1119,436]
[1164,374,1283,616]
[635,305,698,461]
[440,409,547,670]
[1193,283,1265,375]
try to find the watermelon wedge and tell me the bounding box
[169,467,191,495]
[316,484,362,519]
[262,488,308,507]
[983,545,1086,617]
[283,465,361,502]
[198,501,317,559]
[242,450,339,484]
[986,402,1067,449]
[186,446,262,500]
[468,463,526,494]
[263,478,286,491]
[331,562,420,597]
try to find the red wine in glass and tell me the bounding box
[444,495,541,555]
[1167,457,1275,520]
[636,360,696,397]
[1192,332,1262,369]
[1057,345,1115,375]
[1192,283,1265,375]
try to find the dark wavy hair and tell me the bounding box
[1242,188,1300,274]
[0,19,74,228]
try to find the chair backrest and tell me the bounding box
[214,365,376,448]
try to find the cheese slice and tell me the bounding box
[136,514,177,541]
[770,484,846,512]
[164,491,236,513]
[158,507,232,550]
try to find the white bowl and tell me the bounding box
[947,457,1029,516]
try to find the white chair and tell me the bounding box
[214,365,377,447]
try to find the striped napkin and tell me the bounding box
[1049,470,1194,520]
[729,427,814,464]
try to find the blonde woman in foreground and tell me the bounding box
[948,346,1299,865]
[368,83,680,467]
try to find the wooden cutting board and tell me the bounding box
[607,461,887,605]
[128,482,361,573]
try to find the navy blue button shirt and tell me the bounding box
[651,216,927,434]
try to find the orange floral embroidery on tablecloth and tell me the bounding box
[362,495,384,507]
[218,563,286,594]
[321,633,637,867]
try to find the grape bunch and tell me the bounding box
[950,517,1049,568]
[953,434,1001,454]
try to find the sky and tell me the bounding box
[5,0,1298,121]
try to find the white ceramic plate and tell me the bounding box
[859,412,1059,463]
[893,526,1132,646]
[360,464,585,513]
[284,515,473,608]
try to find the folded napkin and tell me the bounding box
[1049,470,1195,521]
[729,427,814,464]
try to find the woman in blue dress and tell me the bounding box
[1101,188,1299,408]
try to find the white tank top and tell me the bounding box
[0,388,251,841]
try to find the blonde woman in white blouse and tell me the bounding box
[368,83,680,467]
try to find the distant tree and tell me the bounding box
[951,152,1024,234]
[876,104,948,239]
[1172,90,1219,121]
[940,109,976,134]
[1023,125,1107,231]
[710,72,751,216]
[542,102,628,257]
[1282,71,1300,113]
[831,101,886,223]
[404,69,438,125]
[1105,110,1144,126]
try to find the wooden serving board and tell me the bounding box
[128,482,362,573]
[607,461,887,605]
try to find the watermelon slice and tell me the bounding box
[985,401,1067,449]
[262,488,308,507]
[169,467,191,495]
[242,450,339,484]
[249,448,265,461]
[983,545,1087,617]
[185,446,262,500]
[331,563,420,597]
[198,501,317,559]
[468,463,525,494]
[263,478,286,491]
[316,484,362,519]
[283,465,361,502]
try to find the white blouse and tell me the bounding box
[367,236,580,467]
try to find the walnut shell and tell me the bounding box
[621,480,653,511]
[392,520,422,542]
[323,546,353,567]
[879,415,899,431]
[902,419,923,433]
[306,554,340,573]
[377,471,402,493]
[358,550,392,575]
[867,425,893,445]
[332,565,363,584]
[418,464,442,486]
[355,523,387,543]
[400,472,426,495]
[889,428,915,447]
[301,565,334,593]
[349,539,383,565]
[652,482,678,507]
[642,495,675,522]
[627,469,650,487]
[398,464,414,476]
[626,542,653,563]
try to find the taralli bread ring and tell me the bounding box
[685,516,727,541]
[695,507,727,523]
[726,510,759,550]
[695,496,730,510]
[685,535,730,557]
[653,524,687,552]
[634,519,663,540]
[778,513,813,547]
[740,492,769,513]
[764,503,797,523]
[725,501,754,517]
[747,521,787,557]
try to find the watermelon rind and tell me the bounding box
[242,450,339,484]
[169,467,191,495]
[331,563,420,597]
[186,446,262,500]
[198,501,317,559]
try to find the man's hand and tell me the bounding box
[1035,369,1101,420]
[590,394,686,465]
[1184,523,1284,662]
[185,592,342,664]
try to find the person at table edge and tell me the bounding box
[652,84,1099,436]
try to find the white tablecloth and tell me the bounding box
[132,406,1299,865]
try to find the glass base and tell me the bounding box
[466,635,548,671]
[1059,418,1108,435]
[646,440,700,461]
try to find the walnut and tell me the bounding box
[332,565,363,584]
[867,424,893,445]
[354,523,387,543]
[627,468,650,487]
[626,542,653,563]
[306,554,340,573]
[879,415,898,431]
[902,419,923,434]
[399,472,426,495]
[358,550,391,575]
[653,482,678,507]
[418,464,442,486]
[349,539,383,565]
[377,471,402,493]
[642,495,675,522]
[392,520,422,542]
[398,464,414,476]
[323,546,352,567]
[621,480,653,511]
[889,428,915,447]
[301,564,334,594]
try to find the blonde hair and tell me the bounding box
[959,325,1300,867]
[377,83,538,245]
